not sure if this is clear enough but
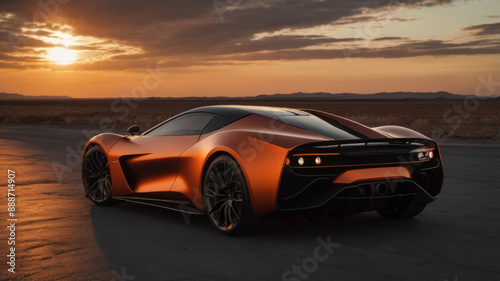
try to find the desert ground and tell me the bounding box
[0,100,499,280]
[1,99,499,143]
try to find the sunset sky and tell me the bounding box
[0,0,499,98]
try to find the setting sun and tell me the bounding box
[46,47,78,65]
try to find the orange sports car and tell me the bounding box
[82,105,443,235]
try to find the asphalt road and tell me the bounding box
[0,124,499,281]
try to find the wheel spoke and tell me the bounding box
[89,152,101,171]
[83,166,95,174]
[223,164,231,180]
[103,177,112,197]
[232,182,243,202]
[208,171,222,190]
[99,154,108,170]
[88,180,99,200]
[205,186,227,198]
[209,199,226,215]
[228,201,240,225]
[86,174,100,180]
[224,203,230,230]
[225,167,235,188]
[217,210,223,228]
[86,157,95,172]
[232,200,242,216]
[205,186,217,197]
[233,181,242,193]
[215,170,226,189]
[88,179,99,191]
[97,180,106,200]
[215,201,228,228]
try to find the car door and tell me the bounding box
[108,112,215,194]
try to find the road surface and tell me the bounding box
[0,124,498,281]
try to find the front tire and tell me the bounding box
[82,146,114,205]
[203,155,259,235]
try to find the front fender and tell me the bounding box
[82,133,125,157]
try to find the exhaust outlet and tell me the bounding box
[375,183,389,195]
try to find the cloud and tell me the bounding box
[0,0,495,70]
[460,22,500,36]
[227,39,500,61]
[390,17,421,22]
[373,37,408,41]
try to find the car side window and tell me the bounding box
[146,113,215,136]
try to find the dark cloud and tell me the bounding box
[0,0,496,70]
[0,52,15,61]
[373,37,408,41]
[461,22,500,36]
[390,17,421,22]
[228,39,500,61]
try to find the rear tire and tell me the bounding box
[377,203,427,219]
[203,155,260,235]
[82,146,115,206]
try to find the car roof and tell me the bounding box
[187,105,308,119]
[187,105,362,140]
[144,105,303,136]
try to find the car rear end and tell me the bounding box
[276,138,443,219]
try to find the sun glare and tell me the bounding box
[46,31,76,47]
[46,47,78,65]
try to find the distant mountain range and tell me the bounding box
[0,92,73,100]
[1,91,496,100]
[247,91,475,100]
[150,91,487,100]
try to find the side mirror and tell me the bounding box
[127,125,141,136]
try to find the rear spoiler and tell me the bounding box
[293,138,437,152]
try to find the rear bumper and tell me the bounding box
[276,174,436,217]
[275,138,444,217]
